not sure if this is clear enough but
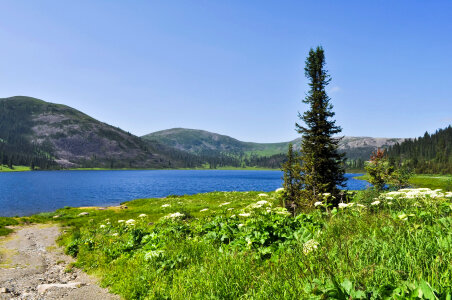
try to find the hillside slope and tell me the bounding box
[143,128,405,161]
[0,96,195,169]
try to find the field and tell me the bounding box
[355,174,452,191]
[2,187,446,299]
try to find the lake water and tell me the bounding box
[0,170,369,217]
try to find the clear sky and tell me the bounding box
[1,1,451,142]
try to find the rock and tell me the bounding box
[37,282,83,294]
[0,287,9,293]
[78,212,89,216]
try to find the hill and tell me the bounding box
[143,128,405,168]
[0,96,198,169]
[387,125,452,174]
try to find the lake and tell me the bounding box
[0,170,369,217]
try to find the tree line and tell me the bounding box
[387,125,452,174]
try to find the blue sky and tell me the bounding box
[1,1,451,142]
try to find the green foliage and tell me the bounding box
[388,125,452,174]
[365,149,412,190]
[281,143,302,211]
[0,217,19,236]
[295,46,346,205]
[23,188,449,299]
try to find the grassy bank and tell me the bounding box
[16,188,450,299]
[0,165,31,172]
[355,174,452,191]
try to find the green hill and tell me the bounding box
[0,96,198,169]
[142,128,405,168]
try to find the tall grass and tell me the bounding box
[48,189,452,299]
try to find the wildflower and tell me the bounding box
[356,203,366,208]
[138,214,147,218]
[200,208,209,212]
[338,203,348,209]
[322,193,331,197]
[371,200,380,206]
[385,196,393,200]
[303,239,319,255]
[99,224,106,228]
[118,220,125,223]
[161,204,171,208]
[219,202,230,206]
[112,233,119,237]
[228,207,234,211]
[239,213,251,217]
[164,212,185,219]
[125,219,136,226]
[238,223,244,228]
[258,193,268,197]
[230,215,236,218]
[275,188,284,193]
[387,201,393,205]
[314,201,323,207]
[256,200,268,206]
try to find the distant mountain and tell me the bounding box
[0,96,197,169]
[142,128,405,162]
[142,128,288,156]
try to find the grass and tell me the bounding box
[0,217,19,236]
[355,173,452,191]
[9,188,448,299]
[0,165,31,172]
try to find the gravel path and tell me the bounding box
[0,224,120,300]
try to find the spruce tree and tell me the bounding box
[296,46,346,206]
[281,143,302,212]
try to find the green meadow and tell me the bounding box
[1,187,448,299]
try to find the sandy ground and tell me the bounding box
[0,224,121,300]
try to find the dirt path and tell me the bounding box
[0,224,121,300]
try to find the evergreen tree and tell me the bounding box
[281,143,302,212]
[295,46,346,206]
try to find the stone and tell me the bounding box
[37,282,83,294]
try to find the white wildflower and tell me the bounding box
[303,239,319,255]
[258,193,268,197]
[314,201,323,207]
[139,214,147,218]
[239,213,251,217]
[371,200,380,206]
[112,233,119,237]
[275,188,284,193]
[161,204,171,208]
[164,212,185,219]
[219,202,230,206]
[338,203,349,209]
[125,219,136,225]
[99,224,106,228]
[200,208,209,212]
[238,223,244,228]
[356,203,366,207]
[118,220,125,223]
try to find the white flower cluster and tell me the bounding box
[219,202,230,207]
[258,193,268,197]
[125,219,136,226]
[383,188,451,200]
[303,239,319,255]
[200,208,209,212]
[164,212,185,219]
[161,204,171,208]
[139,214,147,218]
[275,188,284,193]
